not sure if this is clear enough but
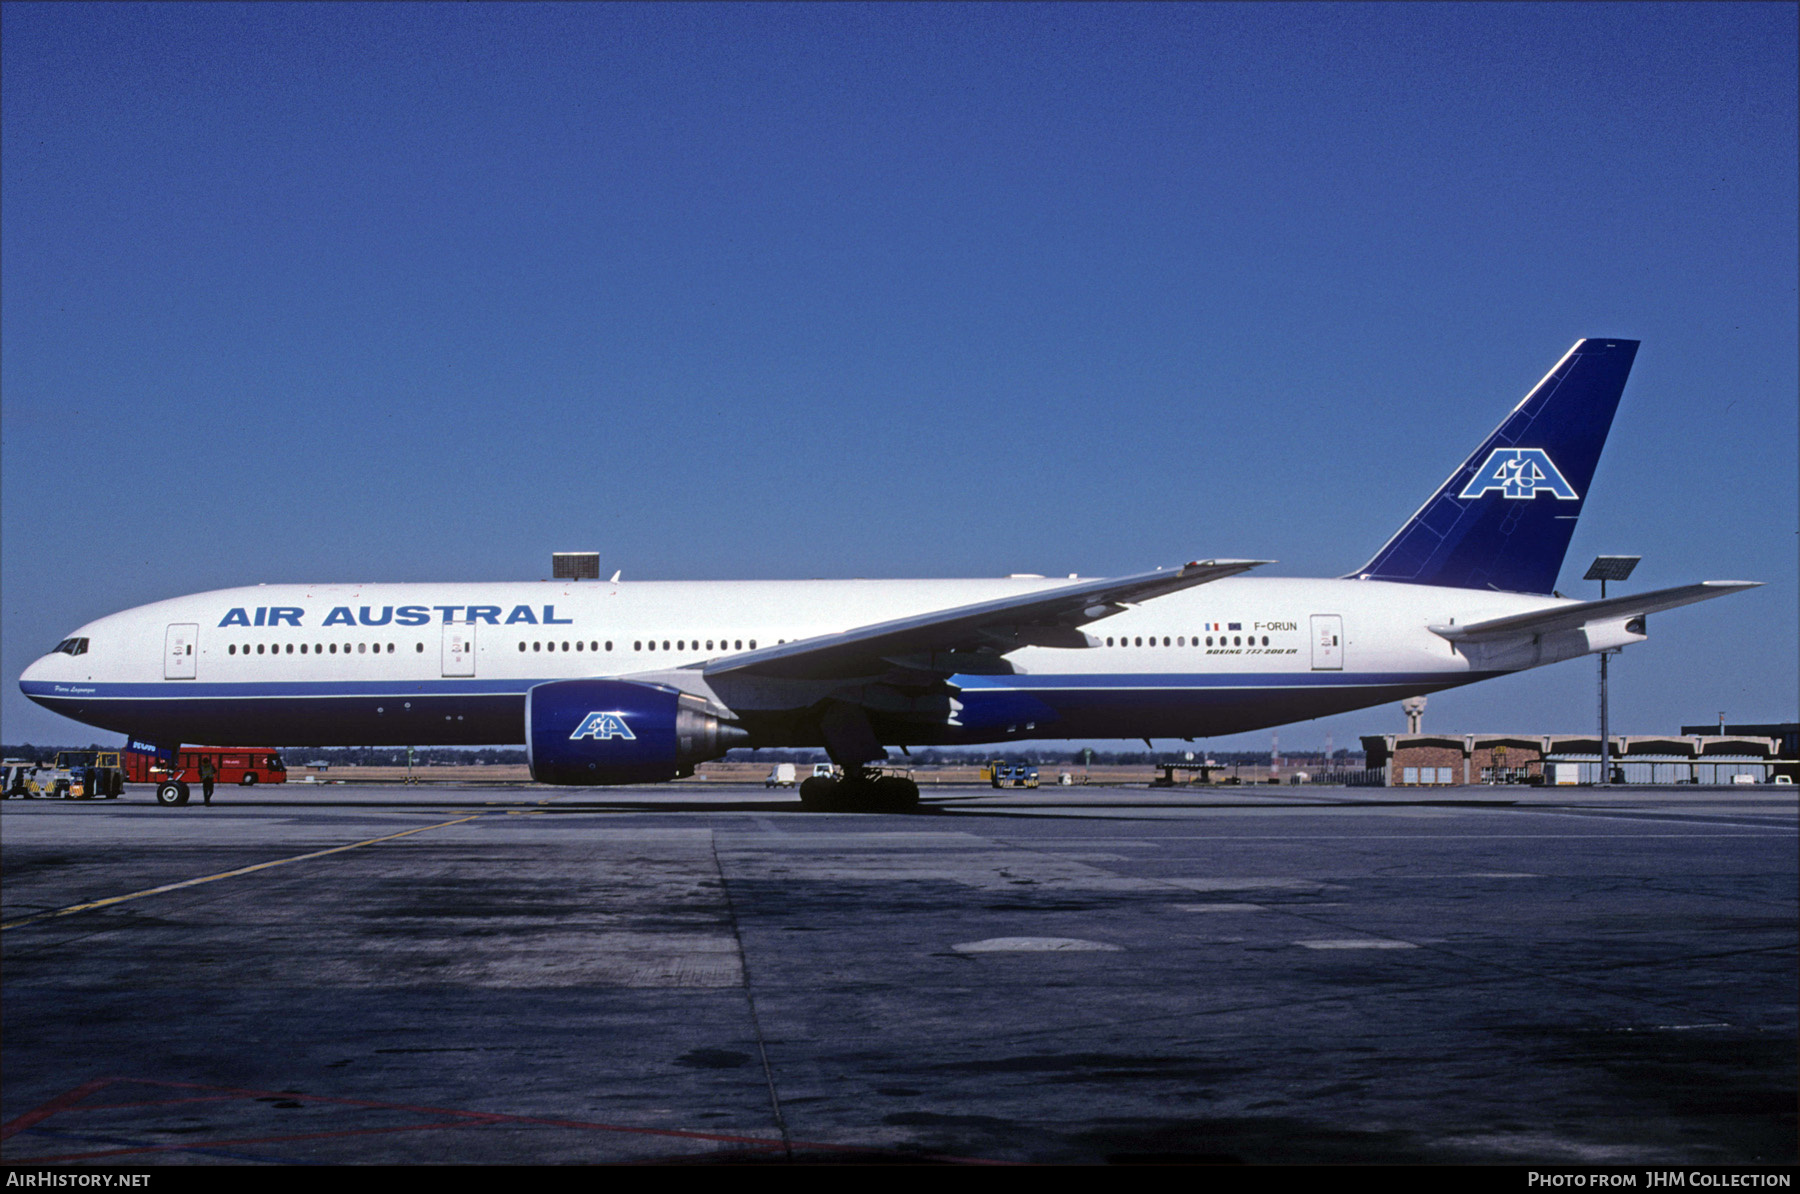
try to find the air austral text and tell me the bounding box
[218,604,574,628]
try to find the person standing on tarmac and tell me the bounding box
[199,756,216,805]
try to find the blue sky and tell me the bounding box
[4,2,1795,751]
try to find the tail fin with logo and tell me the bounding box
[1348,338,1639,594]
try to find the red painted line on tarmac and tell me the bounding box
[64,1094,263,1112]
[0,1077,115,1142]
[2,1077,1014,1165]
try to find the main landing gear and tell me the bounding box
[797,767,920,813]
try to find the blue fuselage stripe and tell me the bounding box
[21,670,1495,748]
[23,671,1467,702]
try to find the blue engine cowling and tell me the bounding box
[526,679,747,785]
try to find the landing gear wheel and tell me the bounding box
[798,772,920,813]
[156,781,190,807]
[871,775,921,812]
[798,775,839,811]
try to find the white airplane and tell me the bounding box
[20,339,1757,809]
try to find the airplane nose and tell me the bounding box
[19,649,64,689]
[19,654,54,707]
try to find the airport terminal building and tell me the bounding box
[1362,723,1797,787]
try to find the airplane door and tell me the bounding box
[165,624,198,679]
[442,622,476,677]
[1310,615,1343,671]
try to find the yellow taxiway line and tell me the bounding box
[1,814,486,932]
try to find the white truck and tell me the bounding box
[766,763,797,788]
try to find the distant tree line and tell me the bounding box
[2,743,117,764]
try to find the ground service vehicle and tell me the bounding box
[124,747,287,787]
[3,761,41,797]
[3,759,75,798]
[766,763,797,787]
[54,750,126,798]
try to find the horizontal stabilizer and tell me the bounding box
[1429,581,1761,643]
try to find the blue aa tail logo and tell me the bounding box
[570,712,636,741]
[1458,448,1579,500]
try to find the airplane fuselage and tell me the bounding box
[19,576,1598,749]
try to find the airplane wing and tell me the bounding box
[702,559,1269,681]
[1428,580,1761,643]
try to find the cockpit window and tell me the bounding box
[52,638,89,656]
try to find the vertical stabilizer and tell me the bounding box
[1349,338,1638,594]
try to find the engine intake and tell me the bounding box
[526,679,747,785]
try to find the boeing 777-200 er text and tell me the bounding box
[21,339,1758,809]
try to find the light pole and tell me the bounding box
[1584,555,1641,786]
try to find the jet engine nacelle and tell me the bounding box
[526,679,747,785]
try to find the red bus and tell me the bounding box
[124,747,288,787]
